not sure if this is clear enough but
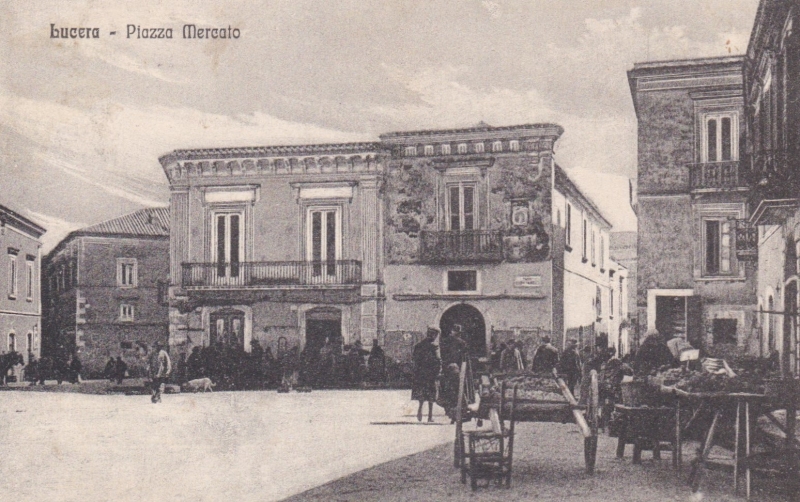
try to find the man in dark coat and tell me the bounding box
[559,338,582,395]
[114,356,128,385]
[412,328,441,422]
[439,324,468,368]
[368,339,386,385]
[531,336,559,373]
[634,329,676,375]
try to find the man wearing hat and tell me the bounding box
[412,327,441,422]
[148,341,172,404]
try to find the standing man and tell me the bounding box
[412,327,441,422]
[559,338,582,396]
[531,336,559,373]
[114,356,128,385]
[440,324,468,368]
[149,342,172,404]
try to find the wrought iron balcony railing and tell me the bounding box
[419,230,504,264]
[181,260,362,288]
[688,161,744,190]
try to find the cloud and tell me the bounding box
[24,210,87,253]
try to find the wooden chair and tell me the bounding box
[462,382,518,490]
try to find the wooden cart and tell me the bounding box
[454,362,601,475]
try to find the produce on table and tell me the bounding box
[481,373,565,402]
[673,371,765,394]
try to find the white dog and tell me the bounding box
[184,377,215,392]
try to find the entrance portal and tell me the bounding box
[305,307,343,353]
[439,304,486,357]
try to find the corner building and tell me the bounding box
[160,123,626,364]
[628,56,758,357]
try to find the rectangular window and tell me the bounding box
[307,207,340,277]
[582,219,588,261]
[117,259,138,287]
[26,261,33,300]
[447,270,477,292]
[610,289,614,318]
[447,183,476,231]
[565,204,572,248]
[712,318,737,345]
[492,141,503,152]
[474,142,485,153]
[704,219,732,275]
[457,143,468,154]
[441,144,451,155]
[509,140,519,152]
[591,230,596,266]
[423,145,434,156]
[704,113,737,162]
[119,304,134,322]
[599,235,605,270]
[404,146,417,156]
[8,256,17,298]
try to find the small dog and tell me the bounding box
[183,377,215,393]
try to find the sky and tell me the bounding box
[0,0,760,251]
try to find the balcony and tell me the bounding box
[748,150,800,225]
[689,161,745,190]
[181,260,362,289]
[419,230,504,264]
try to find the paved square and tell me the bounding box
[0,390,452,502]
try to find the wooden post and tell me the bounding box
[555,375,592,438]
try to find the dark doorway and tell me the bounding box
[440,304,486,357]
[210,309,245,347]
[305,307,342,354]
[655,296,686,341]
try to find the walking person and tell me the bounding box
[412,327,441,423]
[148,342,172,404]
[559,338,582,396]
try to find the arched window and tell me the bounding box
[8,333,16,353]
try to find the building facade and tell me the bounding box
[42,207,170,377]
[628,56,758,357]
[0,203,45,377]
[160,123,626,366]
[745,0,800,376]
[610,231,637,353]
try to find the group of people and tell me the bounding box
[411,325,469,422]
[103,356,129,385]
[24,352,83,385]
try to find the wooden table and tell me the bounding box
[614,404,675,465]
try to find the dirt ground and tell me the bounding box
[285,421,794,502]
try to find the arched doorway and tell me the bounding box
[439,304,486,357]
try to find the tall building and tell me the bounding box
[160,123,627,364]
[745,0,800,376]
[0,203,45,378]
[628,56,758,357]
[42,207,170,377]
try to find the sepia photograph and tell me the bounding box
[0,1,798,500]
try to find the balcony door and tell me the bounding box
[306,207,341,283]
[212,212,243,283]
[448,183,475,231]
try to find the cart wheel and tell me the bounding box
[584,369,600,474]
